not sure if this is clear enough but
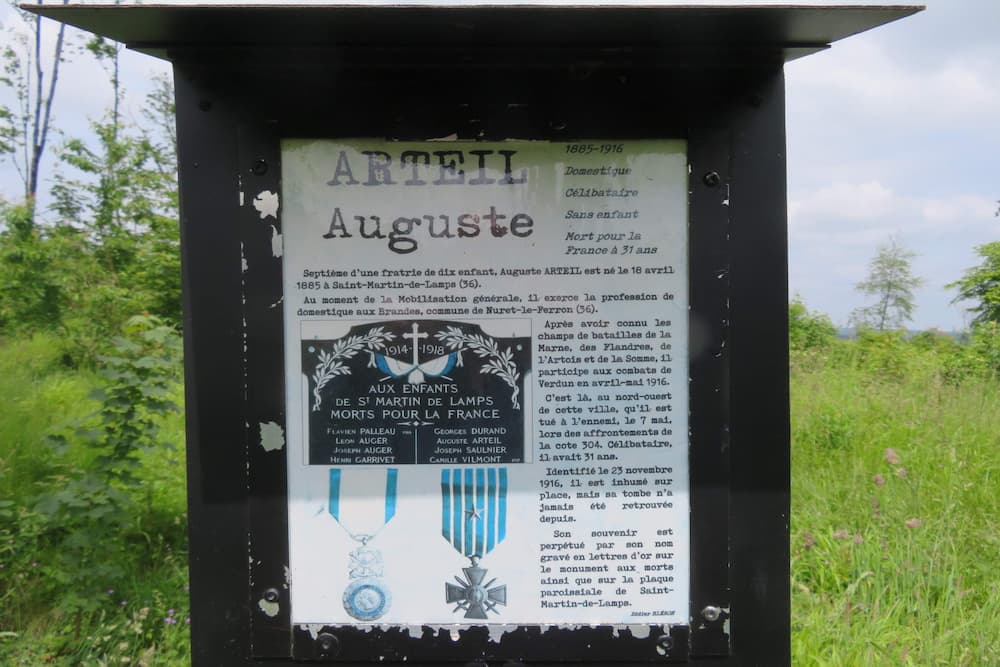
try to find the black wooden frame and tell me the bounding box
[176,47,789,666]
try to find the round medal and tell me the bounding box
[342,578,391,621]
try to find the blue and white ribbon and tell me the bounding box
[329,468,398,533]
[441,468,507,558]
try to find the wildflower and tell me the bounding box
[895,467,908,478]
[31,561,38,568]
[120,600,128,607]
[164,617,177,625]
[884,448,901,465]
[873,474,885,487]
[185,617,191,625]
[904,518,922,529]
[167,608,175,616]
[833,529,850,540]
[801,531,816,550]
[853,534,864,545]
[107,589,115,595]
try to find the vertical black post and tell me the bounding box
[175,68,252,665]
[727,68,791,665]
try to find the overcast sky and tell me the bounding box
[2,1,997,331]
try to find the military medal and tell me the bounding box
[329,468,397,621]
[441,468,509,619]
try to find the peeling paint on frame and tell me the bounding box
[259,421,285,451]
[269,225,283,258]
[258,598,280,618]
[253,189,280,220]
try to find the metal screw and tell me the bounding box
[702,171,721,188]
[263,588,279,603]
[251,159,268,176]
[317,633,339,656]
[702,605,722,622]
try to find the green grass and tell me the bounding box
[791,351,1000,665]
[0,334,190,666]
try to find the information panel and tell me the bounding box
[282,139,689,627]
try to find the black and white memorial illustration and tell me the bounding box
[304,319,531,465]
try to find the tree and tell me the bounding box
[0,0,71,220]
[948,241,1000,327]
[44,88,180,362]
[0,49,181,358]
[850,237,923,331]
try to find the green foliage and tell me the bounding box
[949,241,1000,327]
[0,200,63,332]
[789,296,837,352]
[0,323,188,665]
[52,109,181,321]
[0,80,181,364]
[851,237,923,331]
[966,322,1000,376]
[0,30,29,160]
[853,329,912,380]
[791,347,1000,665]
[33,315,181,613]
[0,23,186,666]
[822,326,997,387]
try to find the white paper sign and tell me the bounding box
[282,139,689,627]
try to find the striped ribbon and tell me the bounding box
[441,468,507,558]
[329,468,398,531]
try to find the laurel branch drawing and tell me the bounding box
[311,327,396,412]
[435,326,522,410]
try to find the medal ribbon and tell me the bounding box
[329,468,398,536]
[441,467,507,558]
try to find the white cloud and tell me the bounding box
[789,181,998,301]
[920,195,996,226]
[789,181,896,226]
[790,40,1000,130]
[790,181,996,235]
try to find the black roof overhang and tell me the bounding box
[26,3,922,64]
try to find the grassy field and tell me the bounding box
[790,345,1000,665]
[0,334,190,666]
[1,333,998,665]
